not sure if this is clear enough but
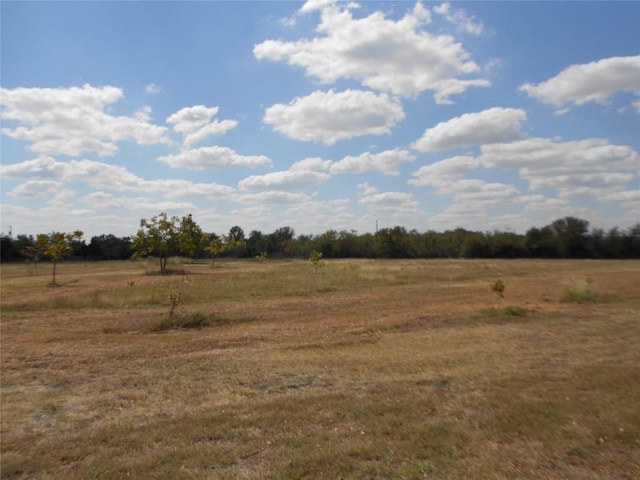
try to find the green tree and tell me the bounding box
[206,234,245,266]
[132,213,181,273]
[178,214,207,258]
[35,231,83,284]
[309,250,324,272]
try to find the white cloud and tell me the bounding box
[519,55,640,112]
[356,188,425,230]
[357,182,378,196]
[238,157,331,192]
[156,146,271,170]
[234,191,310,205]
[8,180,64,198]
[409,155,479,186]
[410,136,639,228]
[166,105,238,148]
[0,156,236,200]
[330,149,415,175]
[83,191,196,213]
[254,1,489,100]
[411,107,527,152]
[263,89,404,145]
[238,170,330,192]
[479,137,639,194]
[0,84,169,157]
[145,83,161,94]
[434,2,484,35]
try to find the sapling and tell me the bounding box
[489,279,505,299]
[309,250,325,273]
[169,291,181,318]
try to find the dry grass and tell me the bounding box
[1,258,639,479]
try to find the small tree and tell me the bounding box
[178,214,207,258]
[132,213,181,273]
[35,231,83,285]
[489,279,506,299]
[309,250,325,272]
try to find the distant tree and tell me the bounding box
[87,234,132,260]
[228,226,245,243]
[35,231,84,284]
[551,217,590,258]
[525,226,558,258]
[206,234,245,266]
[375,226,417,258]
[268,226,295,256]
[246,230,268,257]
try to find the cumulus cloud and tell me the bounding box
[409,155,479,186]
[238,170,329,192]
[238,157,331,192]
[0,156,235,200]
[254,1,489,101]
[156,146,271,170]
[8,180,65,198]
[166,105,238,148]
[519,55,640,112]
[234,191,311,205]
[83,191,196,213]
[411,107,527,152]
[357,189,424,226]
[479,137,639,194]
[263,89,404,145]
[330,149,415,175]
[410,136,639,217]
[434,2,484,35]
[0,84,169,157]
[409,155,518,207]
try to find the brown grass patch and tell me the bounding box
[2,259,639,478]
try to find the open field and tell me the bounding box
[1,258,639,479]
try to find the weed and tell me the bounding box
[168,290,181,317]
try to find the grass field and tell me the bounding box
[1,258,639,479]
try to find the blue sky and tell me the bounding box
[1,1,639,239]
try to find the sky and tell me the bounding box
[1,1,639,239]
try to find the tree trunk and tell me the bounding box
[52,260,57,285]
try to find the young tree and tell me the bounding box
[178,214,207,258]
[35,231,83,285]
[132,213,181,273]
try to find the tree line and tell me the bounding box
[1,215,639,265]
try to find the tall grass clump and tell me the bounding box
[561,278,611,303]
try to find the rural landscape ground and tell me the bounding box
[1,258,639,479]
